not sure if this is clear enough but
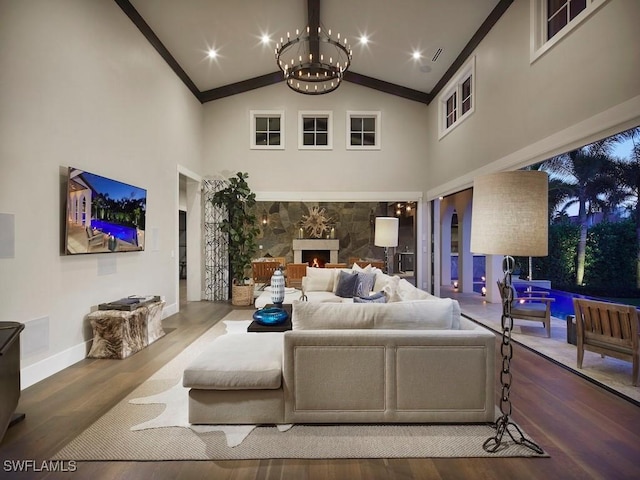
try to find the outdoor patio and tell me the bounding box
[441,285,640,405]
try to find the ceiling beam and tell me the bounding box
[114,0,201,101]
[199,72,284,102]
[308,0,320,61]
[344,72,431,104]
[429,0,514,101]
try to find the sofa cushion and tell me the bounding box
[335,270,359,298]
[292,301,375,329]
[372,299,455,330]
[292,299,458,330]
[303,267,336,292]
[183,333,283,390]
[355,271,377,297]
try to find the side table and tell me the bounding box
[87,300,165,359]
[248,304,292,332]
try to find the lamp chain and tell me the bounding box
[483,255,544,454]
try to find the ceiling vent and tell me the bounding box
[431,48,443,63]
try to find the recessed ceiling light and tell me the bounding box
[207,48,218,59]
[412,50,422,60]
[261,34,271,45]
[359,35,369,45]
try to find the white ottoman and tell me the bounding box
[183,332,285,424]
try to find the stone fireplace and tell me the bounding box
[293,239,339,265]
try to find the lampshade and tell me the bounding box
[470,170,548,257]
[374,217,399,248]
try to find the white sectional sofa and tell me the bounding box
[183,269,497,425]
[255,263,434,308]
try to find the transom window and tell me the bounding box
[530,0,608,63]
[298,111,332,150]
[347,111,381,150]
[250,110,284,150]
[438,56,475,139]
[547,0,587,40]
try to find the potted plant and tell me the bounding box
[211,172,259,305]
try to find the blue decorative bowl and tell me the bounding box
[252,307,288,326]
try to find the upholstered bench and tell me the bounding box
[183,332,285,424]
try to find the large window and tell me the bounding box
[250,110,285,149]
[530,0,608,62]
[298,111,332,150]
[347,111,381,150]
[438,56,475,139]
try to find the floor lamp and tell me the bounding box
[374,217,398,273]
[470,170,548,454]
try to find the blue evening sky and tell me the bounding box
[82,171,146,201]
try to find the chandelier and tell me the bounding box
[275,25,352,95]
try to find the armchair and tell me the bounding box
[86,227,105,248]
[497,280,553,337]
[285,263,307,289]
[572,298,639,386]
[251,261,280,288]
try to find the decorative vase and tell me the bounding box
[270,268,285,307]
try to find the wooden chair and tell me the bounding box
[572,298,639,386]
[270,256,286,268]
[86,226,105,248]
[251,261,280,287]
[325,263,347,269]
[285,263,307,289]
[497,280,553,337]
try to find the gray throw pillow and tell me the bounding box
[335,271,359,298]
[355,271,377,297]
[354,291,387,303]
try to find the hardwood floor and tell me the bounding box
[1,298,640,479]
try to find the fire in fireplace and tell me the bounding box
[302,250,330,267]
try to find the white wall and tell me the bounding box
[0,0,203,386]
[202,81,429,194]
[425,0,640,198]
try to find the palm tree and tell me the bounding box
[611,127,640,287]
[541,145,617,286]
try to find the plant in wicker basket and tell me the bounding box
[210,172,259,304]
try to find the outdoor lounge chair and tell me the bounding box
[497,280,553,337]
[572,298,639,386]
[86,227,105,248]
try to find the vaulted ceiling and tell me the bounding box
[118,0,511,104]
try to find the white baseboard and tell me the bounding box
[21,301,179,389]
[21,340,90,389]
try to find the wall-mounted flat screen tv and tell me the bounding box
[64,167,146,255]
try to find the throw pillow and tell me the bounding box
[355,271,377,297]
[303,266,336,292]
[354,291,387,303]
[334,271,359,298]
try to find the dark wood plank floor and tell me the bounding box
[1,298,640,479]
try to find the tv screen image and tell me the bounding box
[65,167,147,254]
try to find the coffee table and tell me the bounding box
[248,304,292,332]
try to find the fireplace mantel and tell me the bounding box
[293,239,339,263]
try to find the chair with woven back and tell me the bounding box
[497,280,553,337]
[285,263,307,289]
[572,298,639,386]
